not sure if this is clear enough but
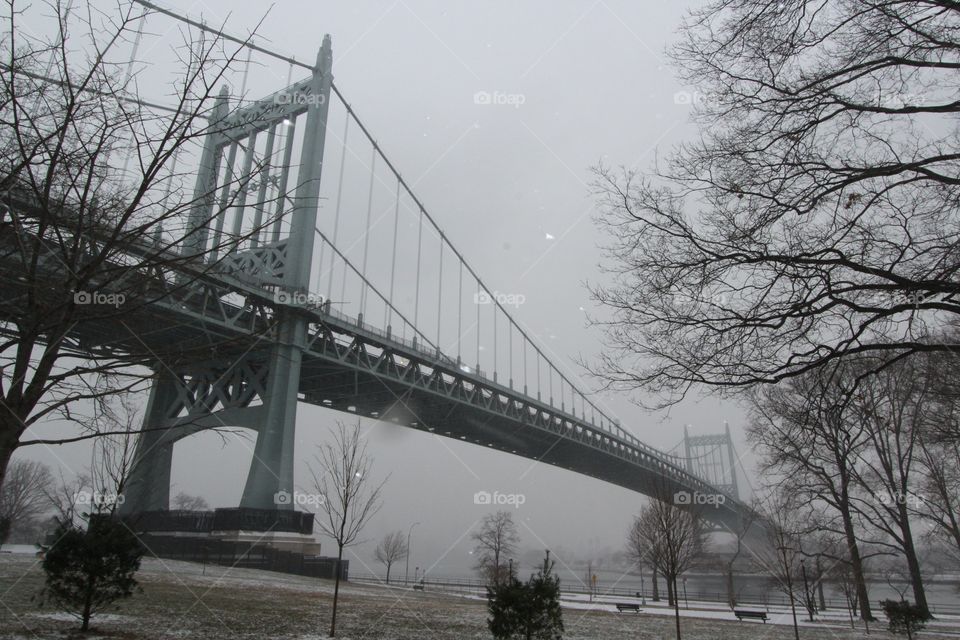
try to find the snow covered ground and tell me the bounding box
[2,549,958,639]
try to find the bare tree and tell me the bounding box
[917,437,960,563]
[0,0,284,493]
[747,361,878,621]
[589,0,960,408]
[0,458,52,544]
[628,494,705,640]
[845,359,932,617]
[373,530,408,584]
[40,397,142,532]
[720,499,759,610]
[44,469,88,529]
[310,421,385,638]
[913,348,960,563]
[472,510,520,586]
[749,489,808,640]
[171,492,209,511]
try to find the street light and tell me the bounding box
[404,521,420,585]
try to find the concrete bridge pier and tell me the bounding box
[120,373,180,514]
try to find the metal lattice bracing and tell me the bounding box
[682,424,740,501]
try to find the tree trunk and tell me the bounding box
[666,574,675,607]
[652,565,660,601]
[816,557,826,611]
[82,580,94,631]
[0,422,18,494]
[330,544,344,637]
[385,563,391,585]
[672,576,682,640]
[840,505,874,621]
[726,564,735,609]
[899,516,930,617]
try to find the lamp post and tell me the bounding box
[682,576,689,609]
[404,521,420,585]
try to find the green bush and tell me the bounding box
[39,516,143,631]
[486,551,563,640]
[881,599,928,639]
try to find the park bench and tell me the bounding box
[615,603,641,613]
[412,584,425,591]
[734,609,769,623]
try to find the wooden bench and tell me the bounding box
[734,609,768,623]
[412,584,425,591]
[615,603,641,613]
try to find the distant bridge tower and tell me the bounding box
[682,423,740,500]
[120,37,334,517]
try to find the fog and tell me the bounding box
[13,0,758,578]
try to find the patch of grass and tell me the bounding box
[2,554,956,639]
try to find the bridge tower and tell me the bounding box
[120,37,334,518]
[681,423,740,500]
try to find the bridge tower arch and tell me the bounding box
[681,422,741,501]
[120,36,334,515]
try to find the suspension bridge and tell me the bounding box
[2,7,752,533]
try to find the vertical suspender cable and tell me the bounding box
[476,278,481,370]
[239,48,252,98]
[359,147,376,317]
[272,117,296,242]
[509,323,513,387]
[155,147,180,245]
[328,117,349,297]
[436,236,443,351]
[270,61,296,243]
[252,123,276,248]
[386,179,400,330]
[537,352,541,400]
[413,208,423,338]
[210,141,239,259]
[523,336,527,393]
[119,11,147,178]
[457,261,463,362]
[493,305,497,380]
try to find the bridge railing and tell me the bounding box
[308,300,740,509]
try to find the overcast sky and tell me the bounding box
[15,0,759,578]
